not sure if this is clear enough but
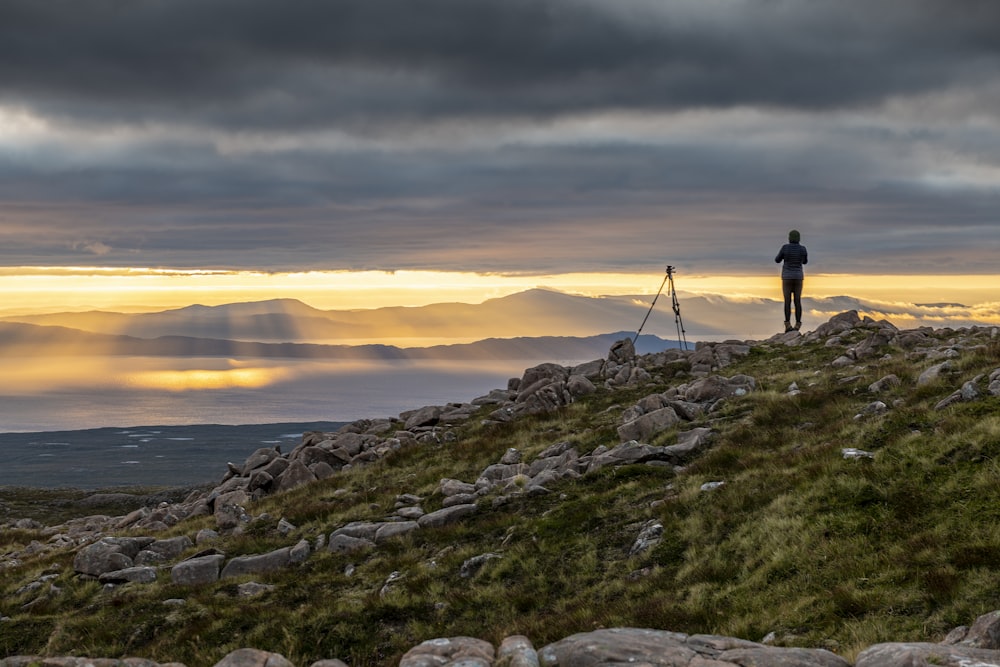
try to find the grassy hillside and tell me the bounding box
[2,318,1000,666]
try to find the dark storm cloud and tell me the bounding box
[0,0,998,273]
[2,0,998,127]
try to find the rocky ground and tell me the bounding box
[4,310,1000,667]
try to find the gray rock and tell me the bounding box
[73,538,144,577]
[608,338,636,365]
[629,520,663,556]
[869,374,902,393]
[539,629,849,667]
[813,310,861,337]
[211,648,295,667]
[258,457,290,480]
[682,375,753,403]
[237,582,276,598]
[327,534,375,554]
[566,374,596,397]
[539,628,693,667]
[395,506,426,520]
[417,504,477,529]
[571,359,605,379]
[663,428,715,462]
[290,539,311,564]
[332,521,380,542]
[443,493,479,508]
[718,645,849,667]
[588,442,675,472]
[440,478,478,496]
[276,460,318,492]
[480,463,530,483]
[242,447,280,473]
[528,448,581,479]
[400,637,495,667]
[220,547,292,579]
[171,554,224,586]
[617,407,680,442]
[500,448,522,464]
[196,529,220,544]
[145,536,194,560]
[498,635,540,667]
[404,405,443,430]
[961,379,982,401]
[918,361,954,385]
[962,610,1000,649]
[855,642,1000,667]
[375,521,420,543]
[843,448,875,460]
[98,566,158,585]
[134,549,167,566]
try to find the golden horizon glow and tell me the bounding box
[0,266,998,316]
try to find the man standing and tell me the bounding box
[775,230,808,332]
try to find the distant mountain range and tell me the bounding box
[0,287,787,344]
[0,287,972,355]
[1,290,655,343]
[0,320,679,361]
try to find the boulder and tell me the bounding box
[587,442,675,472]
[417,504,477,529]
[440,478,478,496]
[855,642,1000,667]
[918,361,954,385]
[869,374,901,393]
[961,610,1000,649]
[683,375,753,403]
[220,547,292,579]
[327,534,375,554]
[242,447,280,473]
[566,374,597,397]
[813,310,861,337]
[171,554,224,586]
[498,635,539,667]
[276,460,317,492]
[145,536,193,560]
[400,637,495,667]
[212,648,295,667]
[608,338,636,365]
[404,405,442,430]
[332,521,380,542]
[98,566,158,585]
[375,521,420,543]
[73,537,154,577]
[539,629,849,667]
[663,428,716,462]
[617,407,680,443]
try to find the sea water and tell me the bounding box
[0,356,535,488]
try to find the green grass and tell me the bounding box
[3,326,1000,665]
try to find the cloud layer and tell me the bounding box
[1,0,998,273]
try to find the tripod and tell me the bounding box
[633,265,688,351]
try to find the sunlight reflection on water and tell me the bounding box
[0,356,542,432]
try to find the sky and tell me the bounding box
[1,0,999,311]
